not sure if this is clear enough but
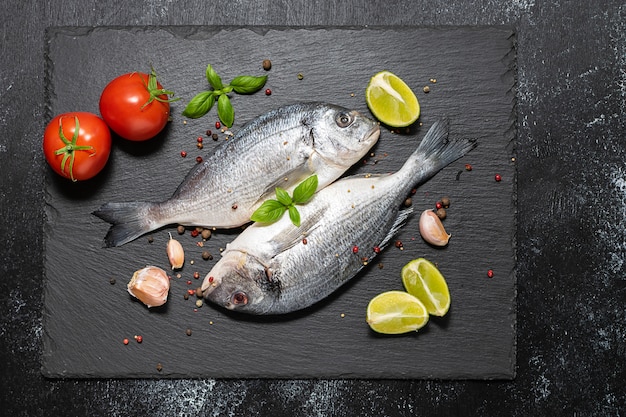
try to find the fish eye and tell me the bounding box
[231,291,248,306]
[335,112,354,128]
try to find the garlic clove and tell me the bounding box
[419,209,451,247]
[127,266,170,308]
[167,232,185,270]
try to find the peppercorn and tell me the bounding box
[212,133,219,141]
[215,121,221,129]
[423,86,430,93]
[197,142,204,150]
[196,287,203,298]
[404,197,412,207]
[186,328,192,336]
[297,73,304,80]
[195,299,203,308]
[109,277,116,285]
[183,292,189,300]
[206,129,212,136]
[441,196,451,208]
[262,59,272,71]
[156,363,163,372]
[177,225,185,235]
[265,88,272,96]
[436,207,447,220]
[201,229,212,240]
[487,269,494,278]
[395,240,403,249]
[196,156,203,163]
[495,174,502,182]
[180,150,187,158]
[202,251,213,260]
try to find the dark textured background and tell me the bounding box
[42,26,516,379]
[1,0,624,415]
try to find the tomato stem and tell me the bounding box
[140,66,180,109]
[54,116,95,182]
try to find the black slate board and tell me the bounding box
[42,26,516,379]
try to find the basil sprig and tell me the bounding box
[251,175,319,227]
[182,64,267,127]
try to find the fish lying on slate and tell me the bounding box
[201,119,476,315]
[93,102,380,247]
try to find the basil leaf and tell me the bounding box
[288,206,301,227]
[230,75,268,94]
[217,94,234,127]
[182,91,215,119]
[206,64,223,90]
[275,187,293,206]
[250,200,287,224]
[292,175,318,204]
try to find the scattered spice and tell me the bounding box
[352,245,359,254]
[487,269,494,278]
[435,201,443,210]
[373,246,381,254]
[134,335,143,343]
[436,207,447,220]
[206,129,212,136]
[395,240,403,249]
[193,271,200,280]
[262,59,272,71]
[197,142,204,150]
[186,328,193,336]
[202,251,213,260]
[302,238,308,245]
[123,338,129,345]
[109,277,116,285]
[183,292,189,300]
[423,86,430,93]
[215,121,221,129]
[196,156,203,163]
[404,197,412,207]
[495,173,502,182]
[297,73,304,80]
[195,299,203,308]
[265,88,272,96]
[190,229,199,238]
[196,287,203,298]
[441,196,451,208]
[212,133,219,141]
[465,163,473,171]
[147,235,154,244]
[156,363,163,372]
[201,229,212,240]
[180,150,187,158]
[177,225,185,235]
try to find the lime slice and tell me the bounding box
[365,71,420,127]
[401,258,450,316]
[366,291,429,334]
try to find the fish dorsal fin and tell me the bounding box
[378,206,414,250]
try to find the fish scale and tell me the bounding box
[202,119,477,315]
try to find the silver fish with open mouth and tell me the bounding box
[201,119,476,315]
[93,102,380,247]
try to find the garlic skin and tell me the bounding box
[419,209,451,247]
[167,233,185,270]
[127,266,170,308]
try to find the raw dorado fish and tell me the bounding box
[93,102,380,247]
[202,119,476,314]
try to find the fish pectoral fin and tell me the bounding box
[270,204,328,253]
[256,163,315,204]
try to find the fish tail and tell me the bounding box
[415,118,477,169]
[92,202,158,247]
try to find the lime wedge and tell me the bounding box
[365,71,420,127]
[401,258,450,316]
[366,291,429,334]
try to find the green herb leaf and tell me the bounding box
[275,187,293,206]
[292,175,319,204]
[182,91,215,118]
[217,94,234,127]
[230,75,268,94]
[288,206,301,227]
[250,200,287,224]
[206,64,223,90]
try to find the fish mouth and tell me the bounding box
[362,124,381,144]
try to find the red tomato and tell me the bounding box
[43,112,112,181]
[99,70,176,141]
